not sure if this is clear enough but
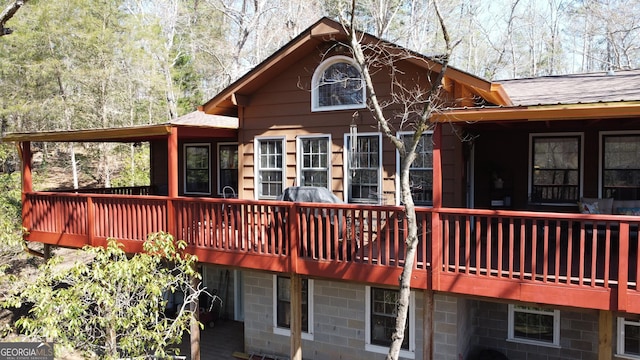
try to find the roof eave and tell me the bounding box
[433,101,640,123]
[2,125,174,143]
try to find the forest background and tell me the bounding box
[0,0,639,267]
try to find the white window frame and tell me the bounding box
[296,135,332,189]
[311,55,366,112]
[599,131,640,200]
[272,275,314,340]
[528,132,584,205]
[365,286,415,359]
[618,317,640,358]
[254,137,286,200]
[343,132,383,204]
[183,143,211,195]
[507,304,560,347]
[396,131,434,206]
[217,142,238,196]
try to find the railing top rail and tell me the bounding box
[438,206,640,222]
[27,191,167,201]
[26,191,437,213]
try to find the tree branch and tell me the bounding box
[0,0,28,37]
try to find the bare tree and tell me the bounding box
[0,0,28,36]
[342,0,455,358]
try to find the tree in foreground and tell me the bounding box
[340,0,455,359]
[3,232,203,359]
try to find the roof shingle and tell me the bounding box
[497,69,640,106]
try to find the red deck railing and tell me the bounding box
[22,191,640,313]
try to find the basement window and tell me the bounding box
[272,275,313,340]
[365,286,415,359]
[508,304,560,347]
[618,317,640,358]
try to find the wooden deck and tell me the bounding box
[21,191,640,313]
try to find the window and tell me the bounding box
[184,144,211,195]
[218,143,238,196]
[508,304,560,347]
[312,56,366,112]
[398,131,433,206]
[530,134,582,204]
[602,133,640,200]
[618,317,640,358]
[365,286,415,358]
[346,133,382,204]
[273,275,313,339]
[255,137,285,199]
[297,135,331,188]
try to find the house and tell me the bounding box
[4,17,640,360]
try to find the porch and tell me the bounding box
[21,189,640,314]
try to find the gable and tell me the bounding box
[202,17,509,117]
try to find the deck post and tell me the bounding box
[290,273,302,360]
[190,263,201,360]
[167,127,178,236]
[20,141,32,236]
[288,203,302,360]
[167,126,178,198]
[598,310,612,360]
[431,125,443,290]
[423,290,434,360]
[289,203,299,273]
[618,222,630,312]
[87,196,95,247]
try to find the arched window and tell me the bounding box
[311,55,366,112]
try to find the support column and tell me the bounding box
[288,203,302,360]
[290,273,302,360]
[598,310,613,360]
[167,127,178,236]
[167,127,178,198]
[190,264,201,360]
[431,125,443,289]
[423,290,434,360]
[20,142,32,239]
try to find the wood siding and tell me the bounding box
[237,49,463,205]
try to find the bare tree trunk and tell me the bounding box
[345,1,453,359]
[190,269,201,360]
[0,0,28,36]
[71,143,79,189]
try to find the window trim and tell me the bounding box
[343,132,383,204]
[364,286,415,359]
[183,143,211,195]
[217,142,238,196]
[396,130,434,207]
[617,317,640,359]
[296,135,332,190]
[272,275,314,340]
[311,55,366,112]
[528,132,584,206]
[599,131,640,200]
[254,136,286,200]
[507,304,560,348]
